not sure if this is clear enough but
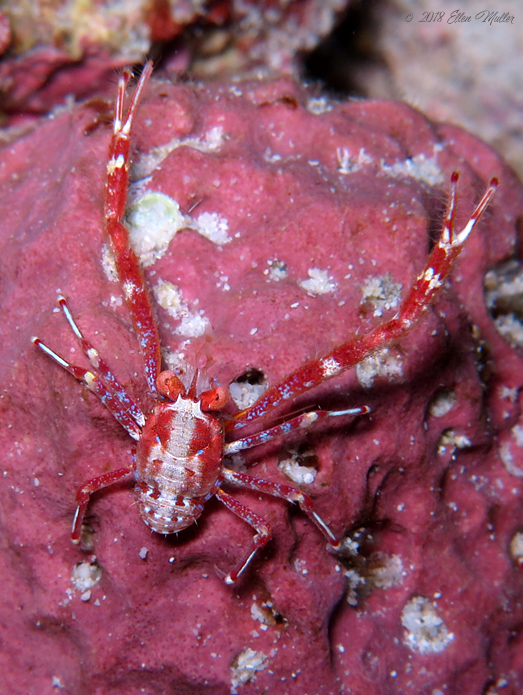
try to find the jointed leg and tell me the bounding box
[72,467,134,543]
[32,334,142,440]
[388,171,497,329]
[57,296,145,427]
[231,174,498,428]
[224,405,369,454]
[104,61,161,393]
[215,488,272,584]
[222,469,340,548]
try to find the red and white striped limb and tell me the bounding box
[57,296,145,428]
[217,468,341,583]
[71,467,134,543]
[230,174,498,429]
[32,332,143,441]
[105,61,161,393]
[224,405,369,455]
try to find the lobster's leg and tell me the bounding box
[72,467,134,543]
[222,468,339,546]
[216,467,341,583]
[57,295,145,427]
[105,61,161,393]
[32,336,142,440]
[215,488,272,584]
[224,405,369,456]
[230,173,498,429]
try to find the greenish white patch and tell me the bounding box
[126,192,187,266]
[125,191,232,267]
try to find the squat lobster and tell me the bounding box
[33,63,498,584]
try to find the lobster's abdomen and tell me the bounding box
[135,396,224,533]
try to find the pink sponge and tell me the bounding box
[1,74,522,694]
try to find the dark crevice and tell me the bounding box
[302,0,388,97]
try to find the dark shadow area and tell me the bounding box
[303,0,387,97]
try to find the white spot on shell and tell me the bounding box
[123,280,137,300]
[107,154,125,174]
[320,357,342,378]
[422,266,443,290]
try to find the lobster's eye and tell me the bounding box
[157,371,185,400]
[200,386,229,411]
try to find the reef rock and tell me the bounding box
[1,73,522,694]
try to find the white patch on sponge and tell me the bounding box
[299,268,337,296]
[153,280,210,338]
[126,192,187,266]
[401,596,454,654]
[124,191,231,268]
